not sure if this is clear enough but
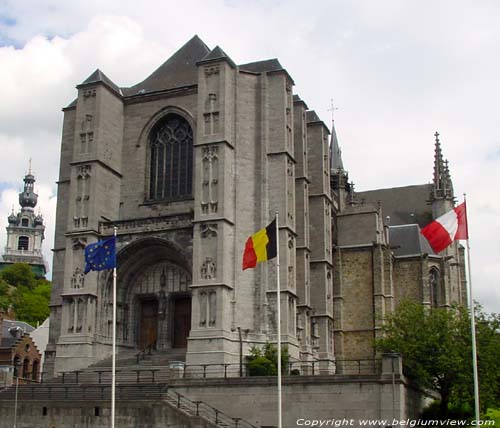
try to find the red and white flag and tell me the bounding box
[421,202,468,253]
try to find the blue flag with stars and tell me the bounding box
[84,236,116,273]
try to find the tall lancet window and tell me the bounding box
[429,268,440,307]
[149,114,193,200]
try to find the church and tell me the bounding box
[44,35,466,377]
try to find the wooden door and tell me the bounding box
[173,297,191,348]
[139,300,158,350]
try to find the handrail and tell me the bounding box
[135,342,154,363]
[36,358,381,386]
[165,387,257,428]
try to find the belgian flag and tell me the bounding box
[242,219,277,270]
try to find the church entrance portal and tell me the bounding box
[139,299,158,350]
[173,297,191,348]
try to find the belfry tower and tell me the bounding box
[0,163,47,277]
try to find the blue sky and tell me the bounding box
[0,0,499,313]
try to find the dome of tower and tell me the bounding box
[8,212,18,224]
[19,172,38,209]
[19,189,38,208]
[34,213,44,226]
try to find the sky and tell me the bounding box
[0,0,499,313]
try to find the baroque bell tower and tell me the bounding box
[1,162,47,277]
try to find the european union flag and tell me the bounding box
[84,236,116,273]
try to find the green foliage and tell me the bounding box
[484,408,500,426]
[13,284,51,326]
[376,301,500,418]
[247,342,290,376]
[0,263,37,289]
[0,263,51,326]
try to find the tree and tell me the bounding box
[0,263,37,289]
[247,342,290,376]
[12,283,51,326]
[376,301,500,418]
[0,263,51,325]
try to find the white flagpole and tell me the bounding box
[111,227,117,428]
[275,212,282,428]
[464,195,480,425]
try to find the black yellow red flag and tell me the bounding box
[242,219,277,270]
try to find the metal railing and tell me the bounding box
[35,358,380,384]
[164,387,256,428]
[0,384,256,428]
[136,343,154,363]
[180,358,381,379]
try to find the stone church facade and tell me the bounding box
[45,35,466,376]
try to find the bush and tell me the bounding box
[246,343,289,376]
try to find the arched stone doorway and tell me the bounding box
[98,237,192,351]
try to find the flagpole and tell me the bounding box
[275,211,282,428]
[464,195,480,424]
[111,227,117,428]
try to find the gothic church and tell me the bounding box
[45,35,466,376]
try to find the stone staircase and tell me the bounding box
[0,348,257,428]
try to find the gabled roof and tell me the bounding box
[122,35,210,96]
[198,45,236,67]
[239,58,283,73]
[78,69,121,95]
[357,184,433,228]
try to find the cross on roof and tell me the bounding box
[327,98,339,123]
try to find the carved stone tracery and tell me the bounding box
[201,146,219,214]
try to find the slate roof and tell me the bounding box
[239,58,283,73]
[330,121,344,171]
[389,224,435,256]
[1,319,35,338]
[198,45,236,67]
[357,184,433,228]
[122,35,210,96]
[79,69,121,95]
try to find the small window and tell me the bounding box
[42,407,48,416]
[21,218,29,227]
[18,236,29,251]
[95,407,100,416]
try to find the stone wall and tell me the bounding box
[0,400,215,428]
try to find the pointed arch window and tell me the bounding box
[149,114,193,200]
[429,268,441,307]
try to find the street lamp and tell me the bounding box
[13,360,21,428]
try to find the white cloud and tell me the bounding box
[0,1,499,313]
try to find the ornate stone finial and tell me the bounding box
[434,131,440,143]
[28,158,32,175]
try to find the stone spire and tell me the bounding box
[329,119,351,211]
[432,131,454,201]
[329,120,344,172]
